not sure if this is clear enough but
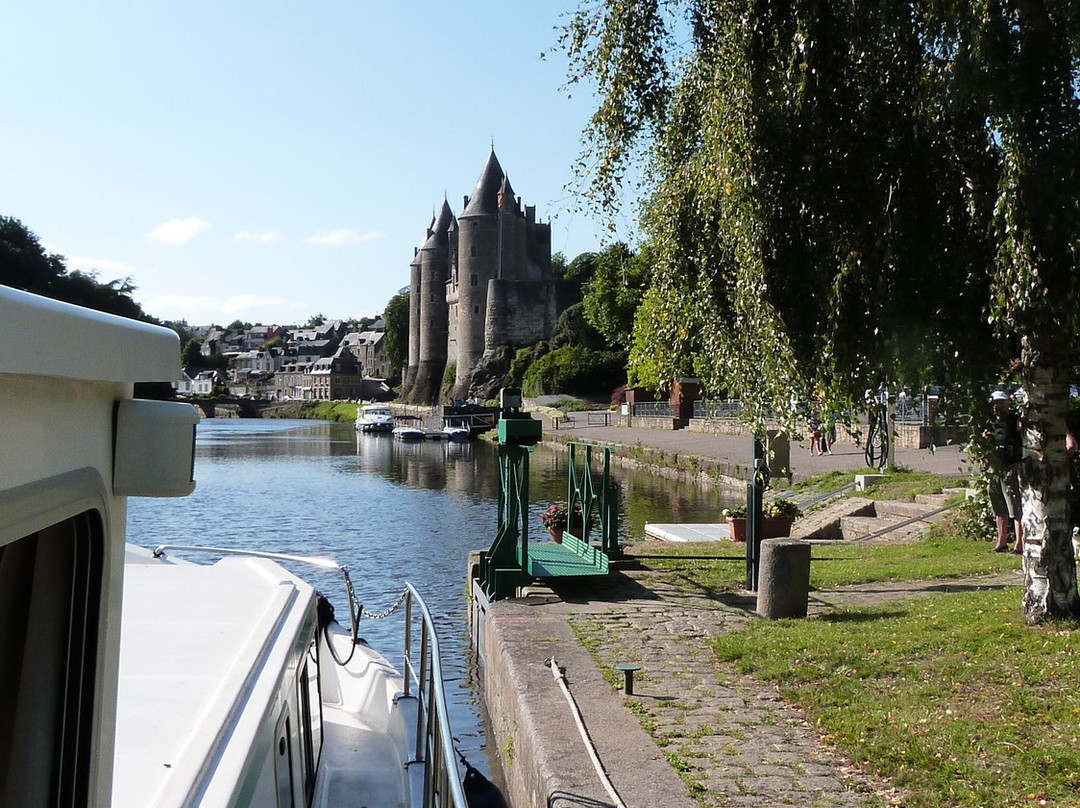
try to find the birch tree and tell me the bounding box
[562,0,1080,622]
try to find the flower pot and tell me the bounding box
[726,517,794,543]
[549,528,564,544]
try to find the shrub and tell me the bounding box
[521,345,625,397]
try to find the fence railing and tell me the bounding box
[630,401,675,418]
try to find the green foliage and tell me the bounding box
[521,345,625,397]
[262,335,284,350]
[442,362,456,385]
[1,216,154,322]
[382,290,409,370]
[302,313,326,328]
[226,319,251,331]
[562,2,1010,425]
[582,242,652,352]
[551,302,608,351]
[551,251,569,280]
[563,251,599,282]
[509,344,547,388]
[181,339,203,367]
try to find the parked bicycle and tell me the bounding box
[864,387,890,469]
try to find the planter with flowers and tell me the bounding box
[723,499,803,543]
[540,502,598,544]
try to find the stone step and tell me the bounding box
[873,500,941,520]
[841,515,933,542]
[914,492,948,507]
[841,516,896,539]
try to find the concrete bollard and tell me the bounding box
[756,538,811,619]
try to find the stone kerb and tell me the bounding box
[756,538,812,619]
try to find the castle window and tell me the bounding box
[470,274,477,287]
[470,246,476,257]
[430,293,436,302]
[474,305,480,314]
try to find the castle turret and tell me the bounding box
[452,150,505,399]
[412,200,455,404]
[400,246,423,398]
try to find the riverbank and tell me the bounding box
[536,414,971,490]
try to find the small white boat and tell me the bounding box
[443,420,472,442]
[393,416,426,441]
[0,286,477,808]
[355,403,394,433]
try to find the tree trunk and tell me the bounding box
[1019,336,1079,624]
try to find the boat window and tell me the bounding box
[274,710,295,808]
[0,509,104,808]
[297,647,321,806]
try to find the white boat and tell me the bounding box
[355,403,395,433]
[393,416,426,441]
[0,286,479,808]
[443,420,472,442]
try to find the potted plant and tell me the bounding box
[723,499,802,543]
[540,502,598,543]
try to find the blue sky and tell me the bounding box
[2,2,629,326]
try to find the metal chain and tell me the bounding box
[358,587,409,620]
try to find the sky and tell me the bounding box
[2,2,633,326]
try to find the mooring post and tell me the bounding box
[745,434,767,591]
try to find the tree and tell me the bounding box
[181,339,203,367]
[302,313,326,328]
[382,289,409,372]
[582,242,651,352]
[1,216,153,322]
[563,1,1079,622]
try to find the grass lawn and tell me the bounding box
[623,525,1080,808]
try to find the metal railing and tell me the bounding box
[402,583,469,808]
[630,401,675,418]
[694,399,744,420]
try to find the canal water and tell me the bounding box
[126,418,734,781]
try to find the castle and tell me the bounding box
[401,150,579,404]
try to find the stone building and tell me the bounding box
[402,150,579,403]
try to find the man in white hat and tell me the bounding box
[983,390,1023,553]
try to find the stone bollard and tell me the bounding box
[756,538,811,619]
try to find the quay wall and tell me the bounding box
[540,431,751,492]
[467,563,699,808]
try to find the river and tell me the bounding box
[126,418,734,782]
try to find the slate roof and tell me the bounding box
[460,149,505,218]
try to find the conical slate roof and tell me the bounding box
[460,150,505,218]
[421,199,456,250]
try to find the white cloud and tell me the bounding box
[143,293,304,322]
[304,228,380,247]
[146,217,212,245]
[234,230,281,244]
[49,250,139,279]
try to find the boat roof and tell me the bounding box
[113,547,316,808]
[0,286,181,382]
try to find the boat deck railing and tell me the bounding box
[401,583,470,808]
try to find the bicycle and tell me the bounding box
[864,387,890,470]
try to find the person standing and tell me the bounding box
[984,390,1023,554]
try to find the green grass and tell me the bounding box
[298,400,358,423]
[712,590,1080,808]
[631,524,1019,592]
[789,467,967,503]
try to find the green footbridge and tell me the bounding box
[476,405,621,602]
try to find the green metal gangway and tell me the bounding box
[477,417,621,601]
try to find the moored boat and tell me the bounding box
[393,416,426,441]
[355,403,395,433]
[0,286,475,808]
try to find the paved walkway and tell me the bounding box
[488,418,990,808]
[540,418,971,481]
[497,563,1022,808]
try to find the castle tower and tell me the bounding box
[400,245,423,398]
[452,150,506,399]
[413,200,455,404]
